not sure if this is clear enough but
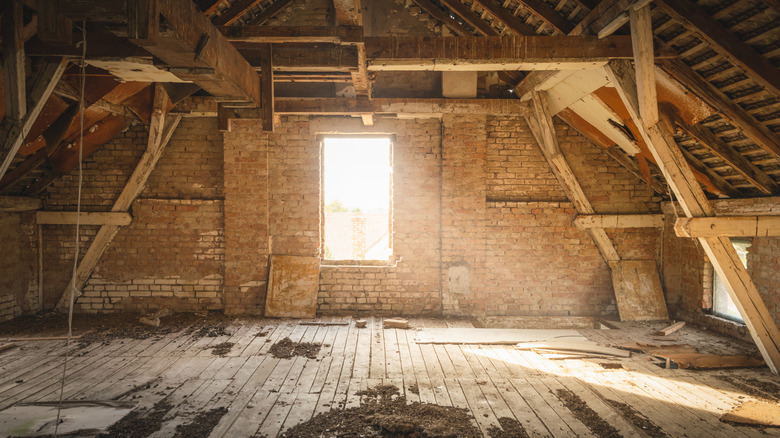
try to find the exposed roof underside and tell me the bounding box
[0,0,778,200]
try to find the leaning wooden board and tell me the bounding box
[609,260,669,321]
[265,255,320,318]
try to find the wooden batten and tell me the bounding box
[0,196,43,212]
[36,211,133,226]
[675,216,780,238]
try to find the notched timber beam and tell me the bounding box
[675,216,780,238]
[219,25,363,44]
[36,211,132,226]
[575,214,664,228]
[0,195,42,211]
[364,36,676,71]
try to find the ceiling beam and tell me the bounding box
[675,216,780,238]
[471,0,536,35]
[654,0,780,95]
[212,0,264,26]
[0,58,68,183]
[659,59,780,161]
[36,211,133,226]
[364,35,675,71]
[575,214,664,228]
[219,25,363,44]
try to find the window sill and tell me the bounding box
[705,313,746,327]
[321,258,397,268]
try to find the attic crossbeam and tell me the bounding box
[0,58,68,183]
[55,85,181,311]
[675,216,780,238]
[607,18,780,373]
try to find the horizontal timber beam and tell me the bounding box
[574,214,664,228]
[694,197,780,216]
[175,97,532,117]
[364,35,677,71]
[36,211,132,226]
[218,25,363,44]
[0,196,42,212]
[674,216,780,238]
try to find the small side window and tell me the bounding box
[711,239,749,323]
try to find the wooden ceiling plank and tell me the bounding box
[246,0,294,25]
[439,0,499,35]
[654,0,780,95]
[412,0,471,36]
[516,0,574,34]
[673,115,780,195]
[0,58,67,183]
[659,59,780,161]
[472,0,537,36]
[608,21,780,373]
[213,0,265,26]
[3,0,26,121]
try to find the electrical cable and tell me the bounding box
[54,21,87,438]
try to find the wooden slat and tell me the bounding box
[212,0,264,26]
[0,58,68,182]
[659,59,780,162]
[654,0,780,95]
[517,0,574,34]
[574,214,664,228]
[246,0,294,25]
[675,216,780,238]
[439,0,499,36]
[472,0,537,35]
[413,0,471,36]
[35,211,132,226]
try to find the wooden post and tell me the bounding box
[38,225,44,312]
[2,0,26,121]
[259,44,274,132]
[606,16,780,372]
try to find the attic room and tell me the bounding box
[0,0,779,436]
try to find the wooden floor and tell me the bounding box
[1,317,779,437]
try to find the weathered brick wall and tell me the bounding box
[0,213,37,321]
[748,237,780,330]
[42,118,225,313]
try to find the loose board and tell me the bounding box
[415,328,585,345]
[721,401,780,427]
[609,260,669,321]
[265,255,320,318]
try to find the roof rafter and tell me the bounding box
[213,0,265,25]
[471,0,537,35]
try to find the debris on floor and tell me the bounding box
[656,321,685,336]
[0,400,137,437]
[515,340,631,358]
[383,318,409,329]
[486,417,530,438]
[0,343,17,354]
[278,385,483,437]
[355,319,368,328]
[606,399,668,438]
[173,407,229,437]
[720,400,780,427]
[269,337,321,359]
[103,400,172,438]
[655,353,765,370]
[139,316,161,327]
[555,389,622,438]
[210,342,234,356]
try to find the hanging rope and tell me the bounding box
[54,21,87,438]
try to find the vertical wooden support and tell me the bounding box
[526,91,620,263]
[259,44,275,132]
[606,15,780,373]
[0,58,68,182]
[55,84,181,311]
[128,0,159,45]
[37,0,73,45]
[629,5,657,127]
[38,224,44,311]
[2,0,26,121]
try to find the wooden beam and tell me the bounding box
[259,44,274,132]
[675,216,780,238]
[526,91,620,262]
[128,0,159,45]
[516,0,574,34]
[607,58,780,374]
[130,0,261,104]
[654,0,780,95]
[3,0,26,121]
[657,321,685,336]
[471,0,536,35]
[672,115,779,195]
[574,214,664,228]
[212,0,264,26]
[412,0,471,36]
[246,0,294,25]
[710,197,780,216]
[679,146,741,198]
[219,25,363,44]
[174,97,533,117]
[364,35,675,71]
[659,59,780,161]
[629,5,657,127]
[0,195,42,211]
[55,85,181,311]
[439,0,499,36]
[0,58,68,182]
[332,0,362,26]
[36,211,132,226]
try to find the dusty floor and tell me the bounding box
[1,314,779,437]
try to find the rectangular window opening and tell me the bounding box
[712,238,749,323]
[321,135,393,262]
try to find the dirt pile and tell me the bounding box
[269,337,321,359]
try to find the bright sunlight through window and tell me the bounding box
[322,136,392,261]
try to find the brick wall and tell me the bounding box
[42,118,225,313]
[748,237,780,330]
[0,213,37,321]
